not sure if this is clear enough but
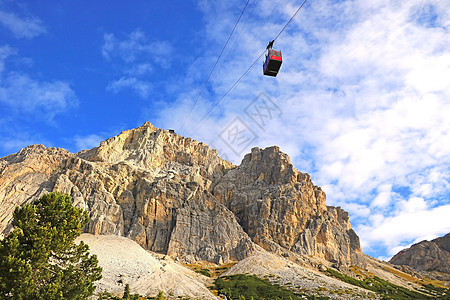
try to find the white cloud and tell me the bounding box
[102,29,172,67]
[0,72,78,118]
[0,122,51,155]
[125,63,153,76]
[0,45,15,73]
[341,202,372,218]
[309,1,450,257]
[1,137,43,153]
[400,197,428,213]
[102,29,172,97]
[74,134,103,151]
[371,184,393,208]
[389,245,409,257]
[107,77,152,98]
[145,0,450,258]
[357,202,450,257]
[0,10,46,39]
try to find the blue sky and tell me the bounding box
[1,0,449,260]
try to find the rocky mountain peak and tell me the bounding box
[239,146,301,186]
[79,122,231,171]
[141,120,157,130]
[212,146,362,265]
[435,233,450,252]
[76,122,234,191]
[0,122,364,267]
[390,233,450,275]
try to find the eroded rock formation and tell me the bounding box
[0,122,363,266]
[213,146,363,265]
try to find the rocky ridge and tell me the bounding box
[0,122,363,267]
[213,146,364,266]
[390,233,450,275]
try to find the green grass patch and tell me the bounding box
[422,283,450,299]
[214,274,329,300]
[195,268,211,277]
[324,268,450,299]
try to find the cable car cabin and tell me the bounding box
[263,49,282,77]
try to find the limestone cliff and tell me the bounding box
[0,122,363,266]
[213,146,363,266]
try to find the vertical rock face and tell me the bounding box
[212,146,363,265]
[293,206,363,265]
[0,122,362,266]
[0,123,253,263]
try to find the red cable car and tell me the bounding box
[263,49,282,77]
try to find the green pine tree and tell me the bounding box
[156,291,164,300]
[0,192,102,299]
[123,284,130,299]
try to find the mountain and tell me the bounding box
[390,233,450,275]
[1,121,448,298]
[0,121,361,266]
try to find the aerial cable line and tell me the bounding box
[268,0,283,20]
[219,0,283,77]
[273,0,309,42]
[220,0,261,69]
[180,0,251,131]
[187,49,266,135]
[186,0,310,135]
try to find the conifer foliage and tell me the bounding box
[0,192,102,299]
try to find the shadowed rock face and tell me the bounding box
[0,122,363,266]
[390,233,450,274]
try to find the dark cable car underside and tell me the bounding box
[263,40,282,77]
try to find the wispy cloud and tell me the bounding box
[0,120,51,155]
[107,77,152,98]
[73,134,104,151]
[0,36,75,156]
[358,200,450,257]
[0,72,78,118]
[124,63,153,76]
[0,10,46,39]
[148,0,450,258]
[102,30,173,67]
[0,136,50,154]
[0,45,15,73]
[102,29,172,97]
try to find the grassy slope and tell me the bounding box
[325,268,450,299]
